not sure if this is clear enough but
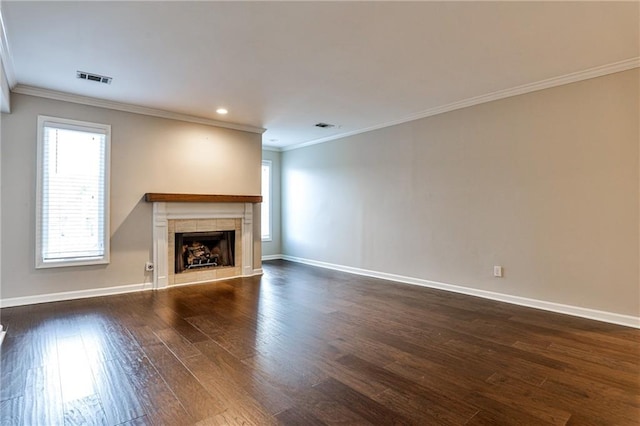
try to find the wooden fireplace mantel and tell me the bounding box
[144,193,262,203]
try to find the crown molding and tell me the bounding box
[261,145,282,152]
[282,57,640,152]
[12,85,267,134]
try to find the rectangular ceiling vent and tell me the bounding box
[77,71,112,84]
[315,122,335,128]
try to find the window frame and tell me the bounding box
[35,115,111,268]
[261,159,272,242]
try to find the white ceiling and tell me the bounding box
[1,1,638,149]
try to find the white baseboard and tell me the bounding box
[281,255,640,329]
[0,282,153,308]
[262,254,284,261]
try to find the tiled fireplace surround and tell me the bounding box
[151,200,256,289]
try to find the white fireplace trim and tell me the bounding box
[152,201,254,289]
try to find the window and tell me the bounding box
[36,116,110,268]
[261,160,272,241]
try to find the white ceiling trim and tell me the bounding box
[11,85,266,135]
[279,57,640,152]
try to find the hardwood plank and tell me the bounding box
[91,359,146,425]
[180,353,277,425]
[194,340,294,415]
[153,307,210,343]
[154,327,202,360]
[512,340,639,390]
[196,408,277,426]
[117,416,150,426]
[281,385,372,425]
[336,354,478,424]
[313,377,412,425]
[483,372,572,424]
[130,326,225,422]
[0,397,23,426]
[274,407,326,426]
[56,333,111,425]
[540,377,640,424]
[23,365,64,426]
[63,394,107,426]
[0,335,27,401]
[128,356,195,426]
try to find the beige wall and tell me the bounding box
[1,93,262,300]
[282,69,639,317]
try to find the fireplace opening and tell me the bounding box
[175,230,235,273]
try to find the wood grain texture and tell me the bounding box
[144,193,262,203]
[1,259,638,425]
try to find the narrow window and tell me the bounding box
[261,160,272,241]
[36,116,110,268]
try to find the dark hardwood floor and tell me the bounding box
[1,259,639,425]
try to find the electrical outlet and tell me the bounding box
[145,261,154,272]
[493,265,503,278]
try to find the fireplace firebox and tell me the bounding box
[175,230,235,274]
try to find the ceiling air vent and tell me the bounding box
[315,122,335,128]
[77,71,112,84]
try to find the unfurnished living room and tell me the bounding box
[0,1,639,425]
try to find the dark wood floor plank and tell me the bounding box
[0,335,28,401]
[443,338,549,386]
[274,407,326,426]
[23,365,64,426]
[63,393,108,426]
[116,416,149,426]
[91,359,146,425]
[180,353,277,425]
[281,384,373,425]
[154,327,202,360]
[0,260,638,425]
[129,326,225,422]
[194,339,294,415]
[0,396,23,426]
[336,353,479,424]
[313,377,412,425]
[128,355,194,426]
[200,407,277,426]
[153,306,210,343]
[513,340,639,390]
[56,332,110,425]
[539,377,640,424]
[482,372,572,425]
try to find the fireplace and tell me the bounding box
[175,230,235,273]
[149,198,258,289]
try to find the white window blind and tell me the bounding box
[261,160,272,241]
[36,116,110,268]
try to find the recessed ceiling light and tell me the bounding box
[216,108,228,115]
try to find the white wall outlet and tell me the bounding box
[145,261,154,272]
[493,265,503,278]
